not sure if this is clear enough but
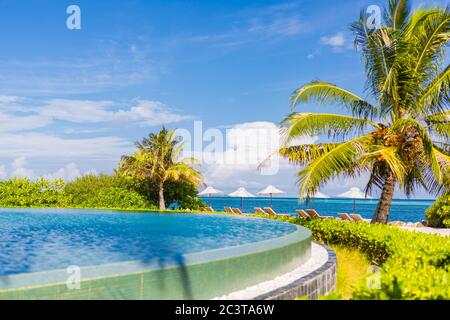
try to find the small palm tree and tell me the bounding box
[279,0,450,223]
[120,127,203,210]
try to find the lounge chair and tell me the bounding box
[416,222,426,228]
[264,207,291,217]
[224,207,234,214]
[349,214,371,223]
[306,209,335,219]
[295,210,310,219]
[404,222,426,228]
[202,207,214,213]
[389,221,406,227]
[231,208,243,215]
[232,208,251,215]
[255,208,267,215]
[338,213,353,222]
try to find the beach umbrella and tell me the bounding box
[338,187,371,213]
[198,186,223,206]
[314,191,330,199]
[257,185,285,207]
[228,187,255,210]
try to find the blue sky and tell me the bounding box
[0,0,446,198]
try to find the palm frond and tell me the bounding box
[411,7,450,79]
[282,112,379,142]
[278,143,343,166]
[414,65,450,117]
[297,135,372,195]
[386,0,411,30]
[290,81,378,118]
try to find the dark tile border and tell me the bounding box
[254,243,337,300]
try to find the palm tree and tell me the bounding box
[120,127,203,210]
[279,0,450,224]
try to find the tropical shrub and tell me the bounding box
[0,178,72,207]
[65,174,133,206]
[75,187,156,210]
[163,180,205,210]
[290,218,450,299]
[426,192,450,228]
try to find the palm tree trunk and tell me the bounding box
[159,182,166,211]
[371,172,396,224]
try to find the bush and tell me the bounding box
[65,174,132,205]
[75,187,156,210]
[0,178,72,207]
[0,174,203,211]
[293,218,450,299]
[426,192,450,228]
[255,215,450,300]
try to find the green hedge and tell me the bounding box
[302,218,450,299]
[426,192,450,228]
[260,215,450,299]
[0,178,72,207]
[73,187,157,210]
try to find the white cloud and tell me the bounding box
[320,32,352,52]
[0,95,20,105]
[0,133,133,160]
[44,163,81,181]
[1,157,96,182]
[0,97,192,133]
[39,100,115,123]
[193,121,318,189]
[190,2,309,48]
[114,100,193,126]
[0,113,52,132]
[38,99,192,127]
[11,156,35,179]
[43,163,97,182]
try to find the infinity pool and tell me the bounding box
[0,209,311,299]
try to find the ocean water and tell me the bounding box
[0,208,296,276]
[201,197,435,222]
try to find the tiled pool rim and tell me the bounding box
[0,216,311,300]
[256,244,337,300]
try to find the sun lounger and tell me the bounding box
[255,208,267,215]
[295,210,310,219]
[338,213,353,222]
[389,221,406,227]
[232,208,251,215]
[349,214,370,223]
[306,209,335,219]
[416,222,426,228]
[264,207,291,217]
[202,207,214,213]
[224,207,234,213]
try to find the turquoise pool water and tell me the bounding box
[0,208,297,277]
[199,197,434,222]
